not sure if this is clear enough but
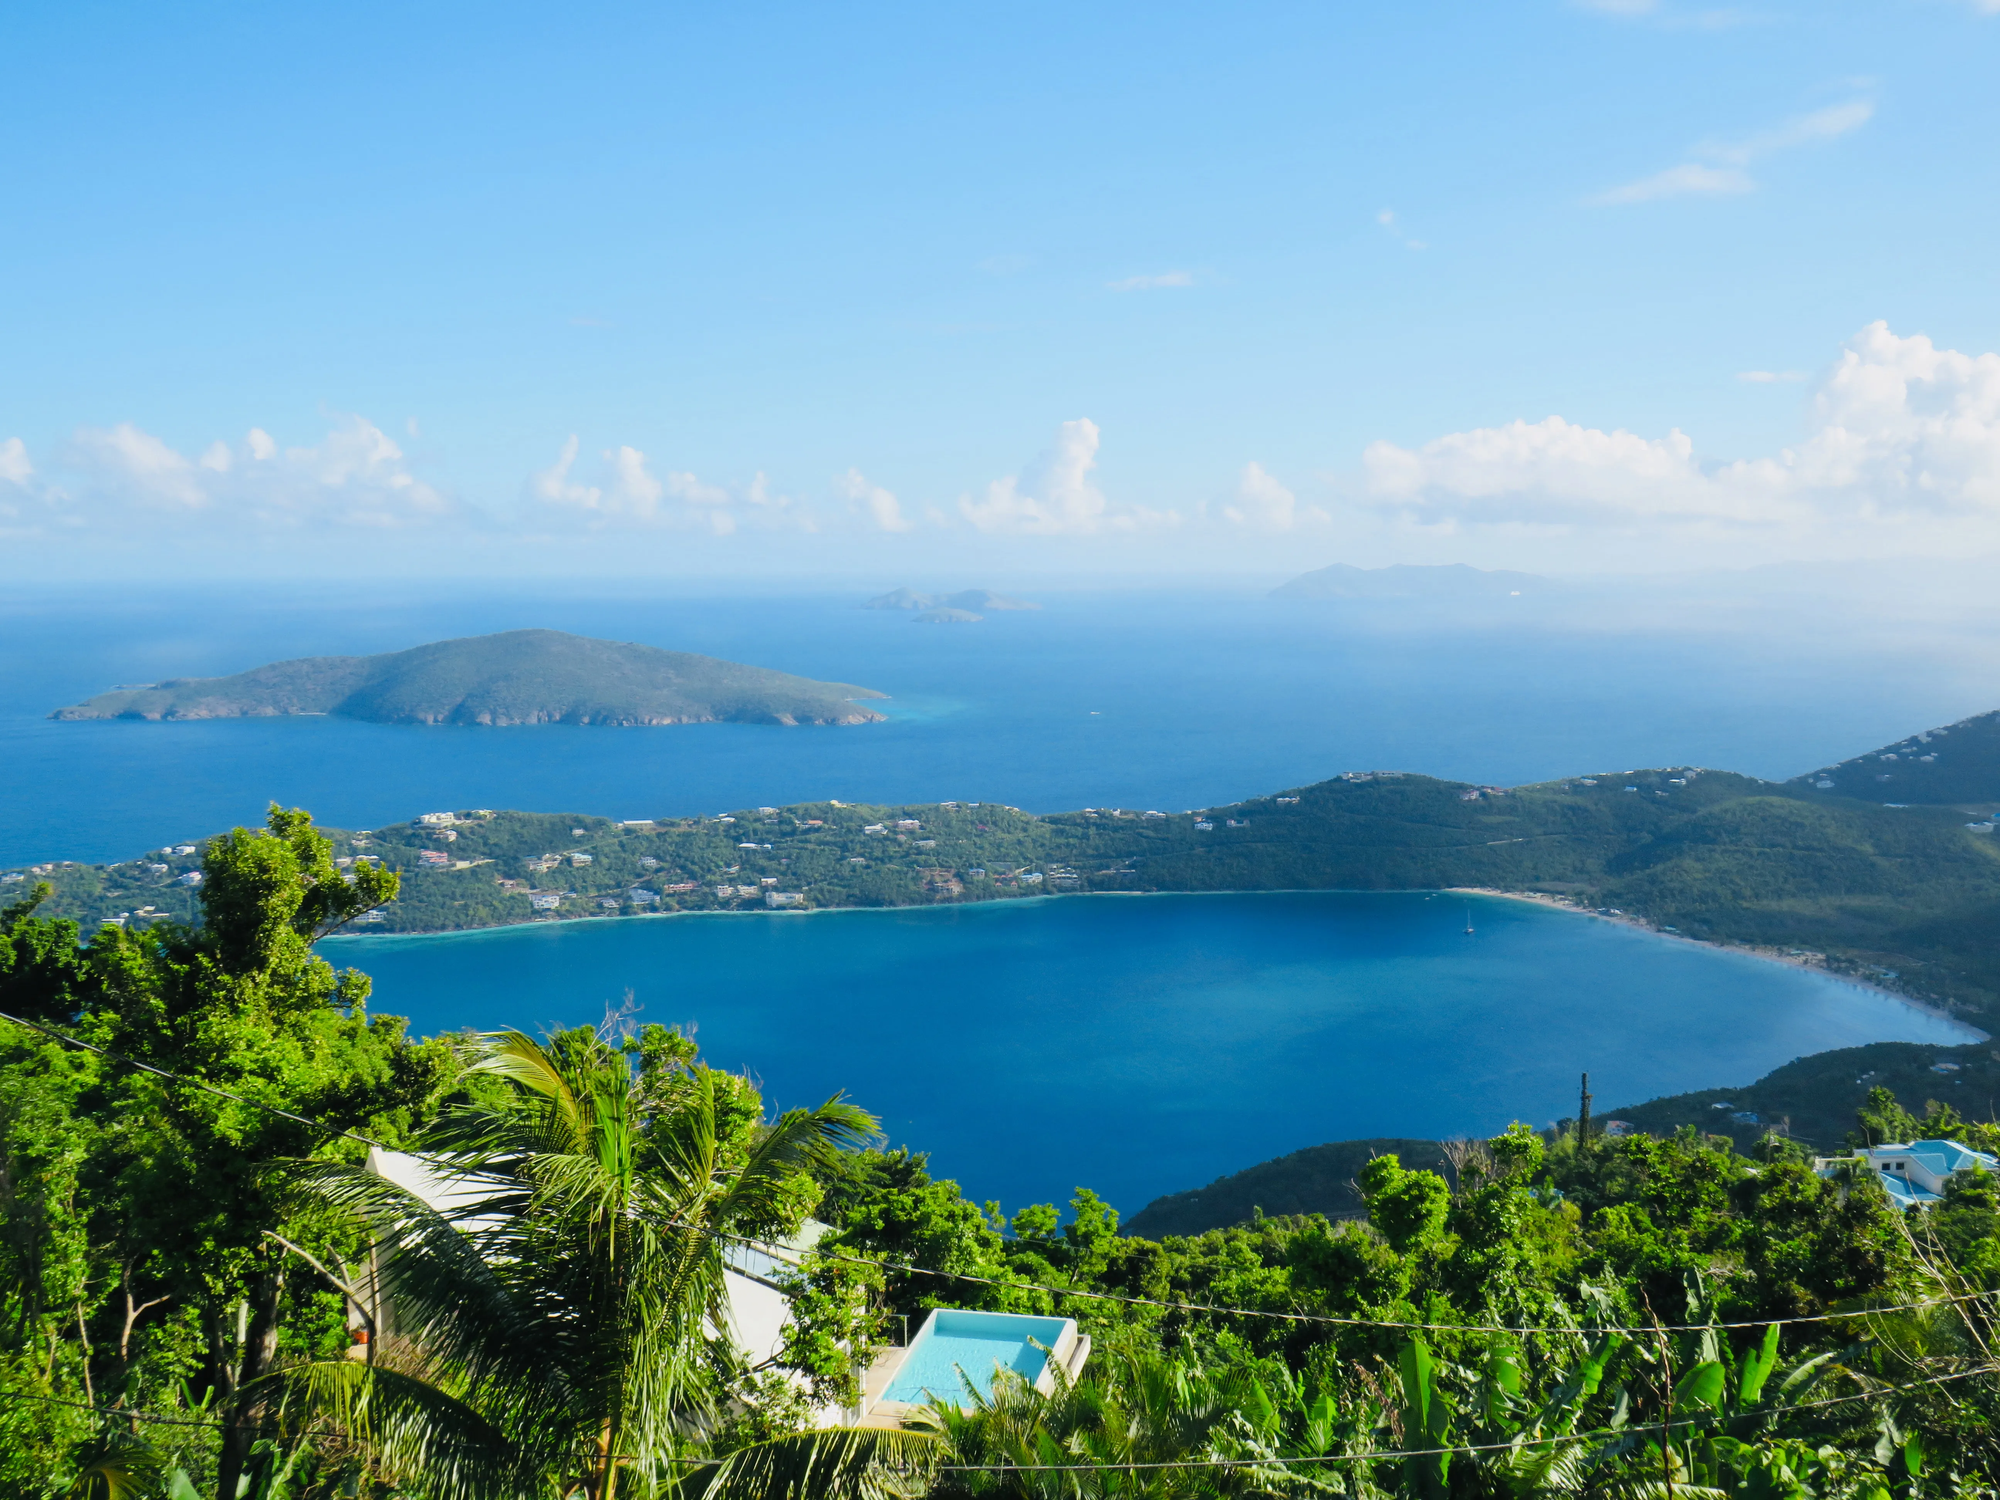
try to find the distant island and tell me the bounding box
[1271,562,1550,600]
[49,629,888,728]
[863,587,1039,614]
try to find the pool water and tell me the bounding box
[882,1310,1070,1405]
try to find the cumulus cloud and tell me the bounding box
[836,468,911,532]
[1596,99,1873,204]
[59,414,451,527]
[1,437,35,487]
[1359,323,2000,532]
[959,419,1178,535]
[1221,462,1317,531]
[530,438,790,536]
[1107,270,1195,292]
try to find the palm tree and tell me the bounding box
[282,1026,931,1500]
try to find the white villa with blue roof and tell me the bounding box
[1815,1139,1999,1208]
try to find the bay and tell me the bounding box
[322,890,1980,1218]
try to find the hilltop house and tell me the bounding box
[1815,1139,1999,1208]
[359,1149,1083,1427]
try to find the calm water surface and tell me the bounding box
[323,891,1979,1217]
[9,584,2000,864]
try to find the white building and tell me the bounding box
[1815,1139,1999,1209]
[357,1150,1084,1428]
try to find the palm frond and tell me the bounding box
[689,1427,943,1500]
[286,1358,539,1500]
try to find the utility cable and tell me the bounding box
[7,1007,1992,1341]
[734,1231,1996,1339]
[14,1363,1997,1474]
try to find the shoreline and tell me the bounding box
[328,886,1985,1043]
[1447,886,1989,1040]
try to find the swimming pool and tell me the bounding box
[880,1309,1077,1406]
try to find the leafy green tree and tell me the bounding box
[1357,1155,1450,1256]
[0,806,442,1500]
[288,1025,897,1499]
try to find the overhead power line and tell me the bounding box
[6,1007,1992,1341]
[12,1364,1998,1474]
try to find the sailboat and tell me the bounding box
[1463,905,1475,936]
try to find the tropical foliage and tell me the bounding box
[5,805,2000,1497]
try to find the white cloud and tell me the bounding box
[1358,322,2000,532]
[1737,369,1808,383]
[959,419,1177,535]
[1221,462,1316,531]
[836,468,911,532]
[1596,99,1872,204]
[531,435,603,510]
[1596,163,1754,204]
[1375,209,1427,251]
[0,437,33,487]
[58,415,451,527]
[71,423,211,508]
[529,439,792,536]
[1108,270,1195,292]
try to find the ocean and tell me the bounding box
[323,890,1979,1216]
[5,580,1998,866]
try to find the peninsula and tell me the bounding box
[48,629,888,727]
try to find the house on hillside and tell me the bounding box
[1815,1139,1999,1208]
[356,1149,1085,1428]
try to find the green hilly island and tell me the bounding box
[20,699,2000,1028]
[47,628,887,727]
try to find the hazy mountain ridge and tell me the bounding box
[49,629,887,727]
[1271,562,1551,600]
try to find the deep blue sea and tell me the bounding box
[6,580,2000,866]
[322,892,1979,1216]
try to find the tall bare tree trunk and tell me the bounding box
[215,1268,283,1500]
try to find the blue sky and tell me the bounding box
[4,0,1999,578]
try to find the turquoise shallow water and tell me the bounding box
[322,891,1980,1217]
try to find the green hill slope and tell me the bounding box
[1792,709,2000,804]
[1123,1138,1451,1236]
[48,629,887,727]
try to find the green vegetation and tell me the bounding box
[1609,1039,2000,1157]
[48,629,886,726]
[19,757,2000,1034]
[1123,1139,1452,1239]
[6,818,2000,1495]
[1128,1044,2000,1238]
[1792,709,2000,806]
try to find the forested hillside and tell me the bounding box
[17,755,2000,1027]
